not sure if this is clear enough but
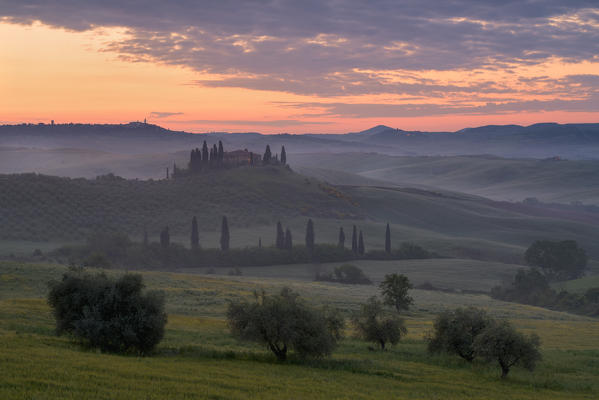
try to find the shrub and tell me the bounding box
[315,264,372,284]
[227,287,343,361]
[47,271,167,354]
[427,307,494,362]
[352,297,407,350]
[474,320,541,378]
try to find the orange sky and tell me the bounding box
[1,21,597,133]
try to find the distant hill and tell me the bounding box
[291,153,599,205]
[1,122,598,160]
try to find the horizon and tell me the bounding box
[2,120,598,136]
[2,1,598,133]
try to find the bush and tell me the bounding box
[474,320,542,378]
[352,297,407,350]
[427,307,494,362]
[315,264,372,284]
[47,271,167,354]
[227,287,343,361]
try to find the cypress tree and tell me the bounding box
[276,221,285,249]
[338,227,345,248]
[358,230,365,255]
[258,237,262,248]
[213,144,218,162]
[280,146,287,165]
[160,226,170,248]
[220,216,230,251]
[218,140,224,162]
[263,145,272,164]
[284,228,293,251]
[191,216,199,249]
[385,223,391,254]
[305,219,315,254]
[202,140,209,163]
[351,225,358,253]
[209,147,214,164]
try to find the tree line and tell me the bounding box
[56,218,434,269]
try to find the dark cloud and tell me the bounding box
[172,119,330,127]
[149,111,184,118]
[2,1,598,104]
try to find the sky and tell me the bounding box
[1,1,598,133]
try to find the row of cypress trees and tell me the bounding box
[156,217,393,254]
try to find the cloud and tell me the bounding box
[171,119,331,127]
[2,1,599,111]
[149,111,184,118]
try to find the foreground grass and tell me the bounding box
[1,261,598,399]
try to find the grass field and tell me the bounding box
[1,260,598,399]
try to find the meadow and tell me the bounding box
[1,260,598,399]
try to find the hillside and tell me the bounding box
[0,166,359,241]
[291,153,599,205]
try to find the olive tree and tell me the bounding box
[379,273,413,313]
[427,307,494,362]
[47,271,167,354]
[474,321,542,378]
[352,296,407,350]
[226,287,343,361]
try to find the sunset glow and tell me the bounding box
[1,1,598,133]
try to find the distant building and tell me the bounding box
[223,149,261,166]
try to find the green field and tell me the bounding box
[1,260,598,399]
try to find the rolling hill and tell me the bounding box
[290,153,599,205]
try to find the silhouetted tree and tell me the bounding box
[191,216,199,250]
[305,219,315,254]
[358,230,365,255]
[218,140,224,162]
[351,225,358,253]
[338,227,345,248]
[276,221,285,249]
[220,216,230,251]
[258,237,262,248]
[385,223,391,254]
[280,146,287,164]
[160,227,170,248]
[284,228,293,251]
[263,145,272,164]
[250,152,254,165]
[202,140,209,163]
